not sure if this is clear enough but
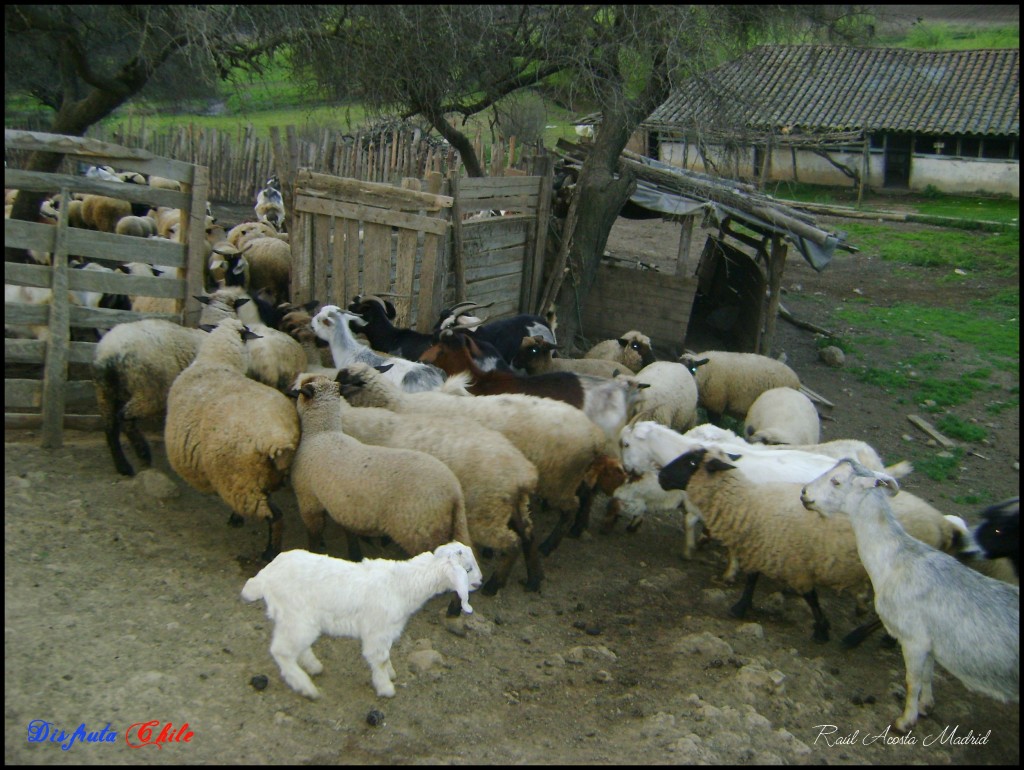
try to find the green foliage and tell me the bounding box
[889,22,1020,50]
[936,415,988,443]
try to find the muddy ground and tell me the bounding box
[4,194,1019,764]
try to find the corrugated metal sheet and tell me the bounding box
[646,46,1019,137]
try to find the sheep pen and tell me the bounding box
[4,213,1018,764]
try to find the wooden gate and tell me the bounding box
[4,130,209,447]
[289,170,453,331]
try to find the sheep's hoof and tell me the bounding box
[880,633,898,649]
[228,513,245,528]
[481,576,502,596]
[260,546,279,563]
[727,602,749,620]
[812,624,831,644]
[523,577,542,593]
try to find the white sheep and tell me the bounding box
[165,318,300,559]
[743,386,820,445]
[92,318,205,476]
[290,377,472,564]
[313,305,446,393]
[657,446,967,643]
[629,360,700,433]
[679,350,802,422]
[293,372,541,593]
[334,363,610,558]
[801,459,1019,730]
[196,287,307,391]
[226,220,283,250]
[114,214,159,239]
[80,194,131,233]
[584,330,657,373]
[241,542,481,699]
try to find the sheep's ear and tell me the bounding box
[375,363,394,374]
[617,338,628,348]
[744,425,755,437]
[240,327,262,341]
[198,323,216,333]
[194,295,211,305]
[727,452,742,462]
[445,558,473,614]
[303,300,320,312]
[284,388,300,399]
[706,456,737,474]
[234,297,250,308]
[299,383,316,399]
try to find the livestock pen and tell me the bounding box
[4,130,209,447]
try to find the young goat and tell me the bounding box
[801,459,1019,732]
[242,542,481,699]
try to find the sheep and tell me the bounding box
[255,176,286,232]
[678,350,803,422]
[195,287,307,392]
[165,318,300,560]
[628,361,700,433]
[800,459,1019,731]
[420,329,643,447]
[79,194,131,233]
[92,319,205,476]
[147,175,182,192]
[333,363,611,559]
[238,236,291,304]
[312,305,447,392]
[290,376,471,560]
[433,300,558,367]
[743,386,820,445]
[657,447,966,643]
[512,335,625,379]
[226,220,282,250]
[293,372,542,593]
[114,214,159,239]
[584,330,657,373]
[241,542,482,699]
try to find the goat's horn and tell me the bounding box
[359,294,389,308]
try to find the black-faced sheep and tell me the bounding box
[512,335,625,379]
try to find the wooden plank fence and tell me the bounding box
[4,130,209,447]
[4,121,539,208]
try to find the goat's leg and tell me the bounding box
[919,652,935,716]
[896,643,930,732]
[538,501,575,557]
[729,571,759,619]
[802,588,831,643]
[298,647,323,676]
[362,637,396,698]
[270,623,321,699]
[569,482,594,538]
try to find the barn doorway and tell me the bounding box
[884,132,912,189]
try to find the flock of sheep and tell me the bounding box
[6,165,1018,728]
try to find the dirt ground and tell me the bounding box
[4,196,1019,764]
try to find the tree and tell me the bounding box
[4,5,316,260]
[294,5,872,349]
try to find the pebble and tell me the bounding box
[250,674,269,691]
[819,346,845,367]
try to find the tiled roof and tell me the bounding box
[645,46,1019,137]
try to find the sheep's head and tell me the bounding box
[679,354,711,376]
[800,459,899,518]
[293,376,342,423]
[434,542,482,614]
[658,447,738,493]
[618,331,657,369]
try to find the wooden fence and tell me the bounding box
[4,130,209,447]
[4,121,538,207]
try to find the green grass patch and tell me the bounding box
[936,415,988,443]
[880,22,1020,50]
[911,447,965,483]
[837,222,1019,274]
[834,303,1019,362]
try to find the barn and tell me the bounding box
[644,46,1019,199]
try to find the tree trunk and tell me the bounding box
[552,110,636,353]
[6,85,148,262]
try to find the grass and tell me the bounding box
[838,221,1019,274]
[878,22,1020,50]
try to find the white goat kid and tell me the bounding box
[801,459,1019,732]
[242,542,482,699]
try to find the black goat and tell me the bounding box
[972,497,1019,575]
[434,301,557,368]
